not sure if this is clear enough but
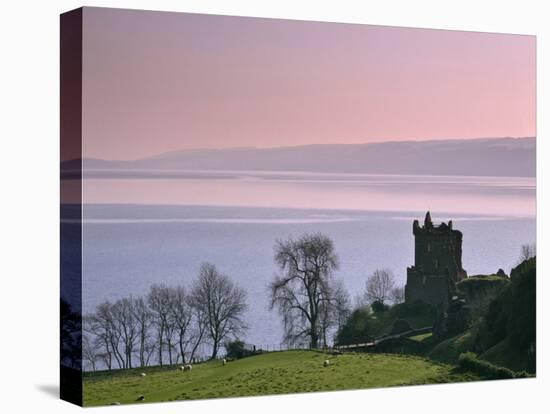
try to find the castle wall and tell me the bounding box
[414,232,461,274]
[405,267,450,310]
[405,212,467,310]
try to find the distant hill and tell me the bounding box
[63,137,535,177]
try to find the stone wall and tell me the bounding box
[405,212,467,310]
[405,267,451,310]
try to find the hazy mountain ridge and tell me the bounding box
[63,137,535,177]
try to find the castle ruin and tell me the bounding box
[405,212,467,310]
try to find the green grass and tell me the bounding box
[83,350,479,407]
[428,330,476,364]
[409,333,433,342]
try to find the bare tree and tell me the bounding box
[269,233,342,349]
[191,263,248,359]
[131,296,152,368]
[353,292,371,310]
[333,280,352,329]
[147,285,173,366]
[97,352,112,370]
[87,301,125,369]
[319,279,351,347]
[83,311,112,371]
[144,341,157,366]
[82,333,100,372]
[390,286,405,305]
[111,297,139,369]
[365,268,396,305]
[519,243,536,262]
[169,286,193,364]
[141,337,157,367]
[163,312,177,366]
[96,301,124,368]
[83,286,209,370]
[187,302,208,363]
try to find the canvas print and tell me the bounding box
[60,7,536,407]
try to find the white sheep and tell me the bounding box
[223,358,227,366]
[183,364,193,371]
[179,365,185,371]
[140,372,147,377]
[323,359,330,367]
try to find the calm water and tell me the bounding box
[74,172,535,349]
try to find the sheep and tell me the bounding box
[180,365,185,371]
[223,358,227,366]
[323,359,330,367]
[180,364,193,372]
[140,372,147,377]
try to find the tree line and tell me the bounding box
[82,232,406,371]
[82,263,247,371]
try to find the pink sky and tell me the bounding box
[82,7,535,160]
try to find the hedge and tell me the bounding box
[458,352,530,379]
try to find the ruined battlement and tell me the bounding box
[405,212,467,310]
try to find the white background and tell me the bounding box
[0,0,547,412]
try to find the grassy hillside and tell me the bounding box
[480,338,534,373]
[427,327,533,373]
[379,258,535,374]
[428,330,477,364]
[83,350,478,406]
[428,258,536,374]
[473,257,536,373]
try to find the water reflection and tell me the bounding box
[82,171,535,218]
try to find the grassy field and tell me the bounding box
[83,350,480,406]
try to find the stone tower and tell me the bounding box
[405,212,467,310]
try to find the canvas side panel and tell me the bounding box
[60,7,83,407]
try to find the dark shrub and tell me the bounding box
[391,319,412,334]
[337,301,437,345]
[224,340,252,359]
[371,300,389,313]
[336,307,373,345]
